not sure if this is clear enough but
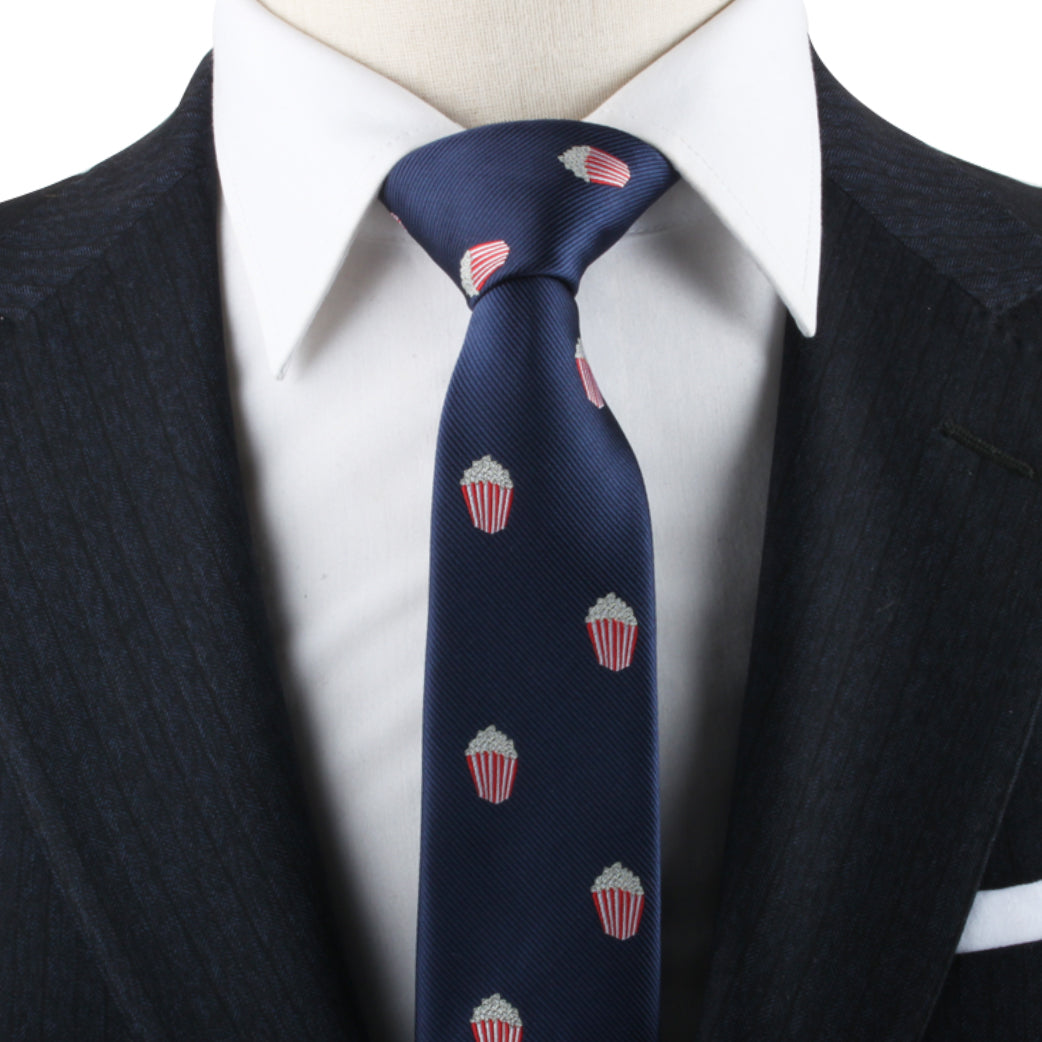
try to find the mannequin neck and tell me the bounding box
[259,0,734,126]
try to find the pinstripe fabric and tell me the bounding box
[696,59,1042,1042]
[0,755,123,1040]
[922,940,1042,1042]
[0,57,361,1040]
[0,49,1039,1041]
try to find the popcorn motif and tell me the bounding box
[591,863,645,940]
[585,593,638,671]
[558,145,632,188]
[471,994,523,1042]
[461,240,510,297]
[461,456,514,534]
[574,338,605,408]
[466,726,519,804]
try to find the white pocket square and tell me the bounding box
[957,878,1042,953]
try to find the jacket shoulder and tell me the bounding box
[814,53,1042,316]
[0,54,216,322]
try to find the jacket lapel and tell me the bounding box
[0,57,364,1039]
[697,60,1042,1041]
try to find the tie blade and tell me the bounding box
[408,130,664,1042]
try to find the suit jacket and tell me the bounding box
[1,53,1041,1041]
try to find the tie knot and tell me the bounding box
[381,120,677,305]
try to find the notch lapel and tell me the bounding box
[697,62,1042,1041]
[0,58,364,1039]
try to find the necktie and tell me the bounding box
[381,121,677,1042]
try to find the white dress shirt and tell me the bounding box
[213,0,821,1036]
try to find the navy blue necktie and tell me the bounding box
[381,121,677,1042]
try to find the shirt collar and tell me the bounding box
[213,0,820,378]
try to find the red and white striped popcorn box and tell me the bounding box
[585,593,638,671]
[558,144,631,188]
[471,994,523,1042]
[591,862,645,941]
[465,726,518,804]
[460,240,510,297]
[574,337,605,408]
[460,456,514,534]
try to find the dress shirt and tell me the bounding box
[213,0,821,1037]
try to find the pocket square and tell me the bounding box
[956,879,1042,954]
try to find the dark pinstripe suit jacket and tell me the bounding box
[1,54,1041,1041]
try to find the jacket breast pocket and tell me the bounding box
[957,880,1042,953]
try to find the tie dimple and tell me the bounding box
[382,120,677,299]
[381,120,677,1042]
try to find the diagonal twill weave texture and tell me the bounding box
[381,120,677,1042]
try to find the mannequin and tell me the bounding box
[259,0,735,125]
